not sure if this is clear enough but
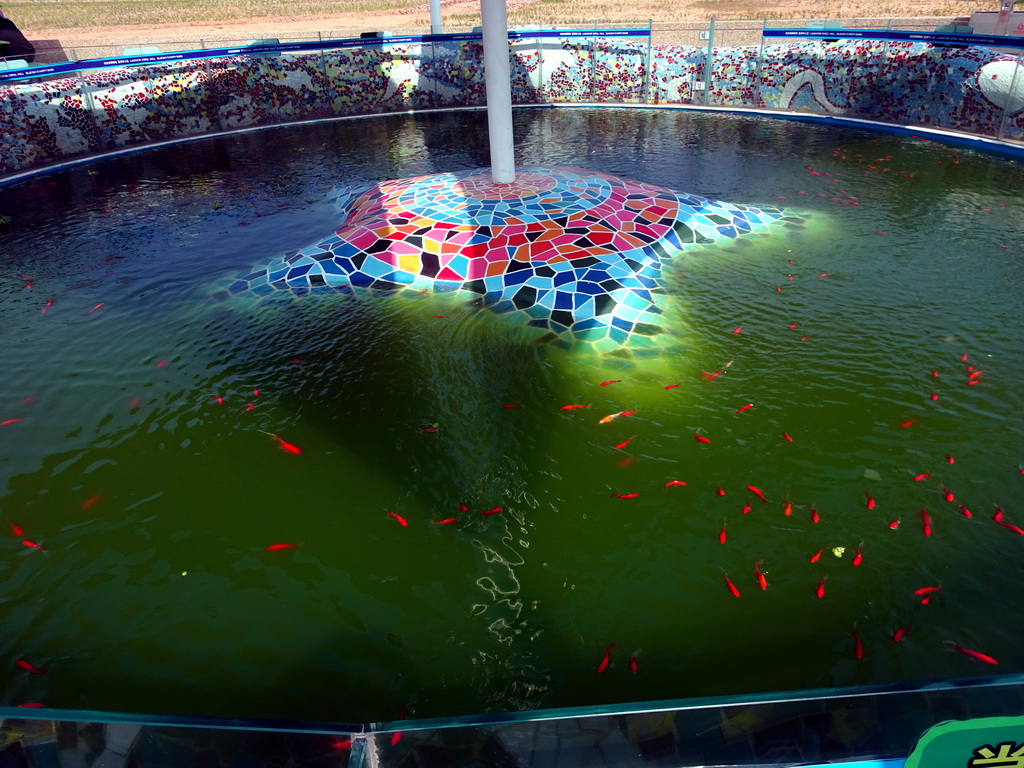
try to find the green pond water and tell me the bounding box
[0,108,1022,725]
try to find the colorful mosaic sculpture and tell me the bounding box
[228,166,790,348]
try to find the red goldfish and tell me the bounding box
[433,518,458,525]
[664,480,687,489]
[948,642,998,665]
[810,507,820,523]
[388,512,408,526]
[15,659,48,675]
[914,587,941,596]
[816,578,826,598]
[610,493,638,499]
[479,507,503,516]
[810,548,824,563]
[851,631,864,660]
[600,380,621,386]
[893,626,910,643]
[958,505,972,519]
[921,510,932,536]
[736,403,754,414]
[694,432,711,444]
[664,384,680,390]
[865,493,875,510]
[718,523,727,544]
[560,404,588,410]
[597,643,616,674]
[21,540,44,551]
[723,572,741,598]
[754,561,767,590]
[852,546,863,567]
[942,489,954,502]
[913,474,931,482]
[614,437,633,450]
[266,543,298,551]
[745,486,767,503]
[783,499,792,516]
[782,431,793,442]
[628,655,638,674]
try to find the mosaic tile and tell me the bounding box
[229,166,788,348]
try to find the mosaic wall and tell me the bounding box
[221,166,788,351]
[1,37,1022,176]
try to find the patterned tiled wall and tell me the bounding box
[1,36,1022,176]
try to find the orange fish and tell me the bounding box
[996,519,1024,536]
[560,404,588,410]
[388,512,408,526]
[782,499,792,516]
[889,520,901,529]
[266,543,298,551]
[8,522,23,537]
[852,546,863,566]
[893,626,910,643]
[664,384,680,390]
[732,326,742,334]
[914,586,941,596]
[664,480,687,489]
[958,505,972,519]
[614,437,633,450]
[433,518,458,525]
[695,432,711,444]
[921,510,932,536]
[913,473,931,482]
[628,655,638,674]
[946,453,955,463]
[782,431,793,442]
[900,419,916,428]
[716,488,726,496]
[701,371,722,381]
[418,426,438,434]
[810,548,824,563]
[82,493,102,509]
[816,578,826,598]
[600,380,621,386]
[741,503,751,515]
[597,643,616,674]
[1,418,24,426]
[736,403,753,414]
[942,488,954,503]
[479,507,503,516]
[723,572,741,598]
[810,507,820,523]
[930,391,938,401]
[718,522,726,544]
[754,561,767,590]
[948,642,998,665]
[21,540,44,551]
[865,493,875,510]
[745,485,767,503]
[851,631,864,660]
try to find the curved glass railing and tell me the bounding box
[2,25,1024,179]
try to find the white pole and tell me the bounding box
[429,0,442,35]
[480,0,516,183]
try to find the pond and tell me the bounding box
[0,107,1021,724]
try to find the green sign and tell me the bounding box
[905,716,1024,768]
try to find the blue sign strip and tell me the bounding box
[763,27,1024,49]
[0,28,649,83]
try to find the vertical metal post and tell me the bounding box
[589,32,597,102]
[430,0,443,35]
[536,37,544,101]
[643,18,653,104]
[702,16,715,106]
[480,0,515,182]
[752,18,766,108]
